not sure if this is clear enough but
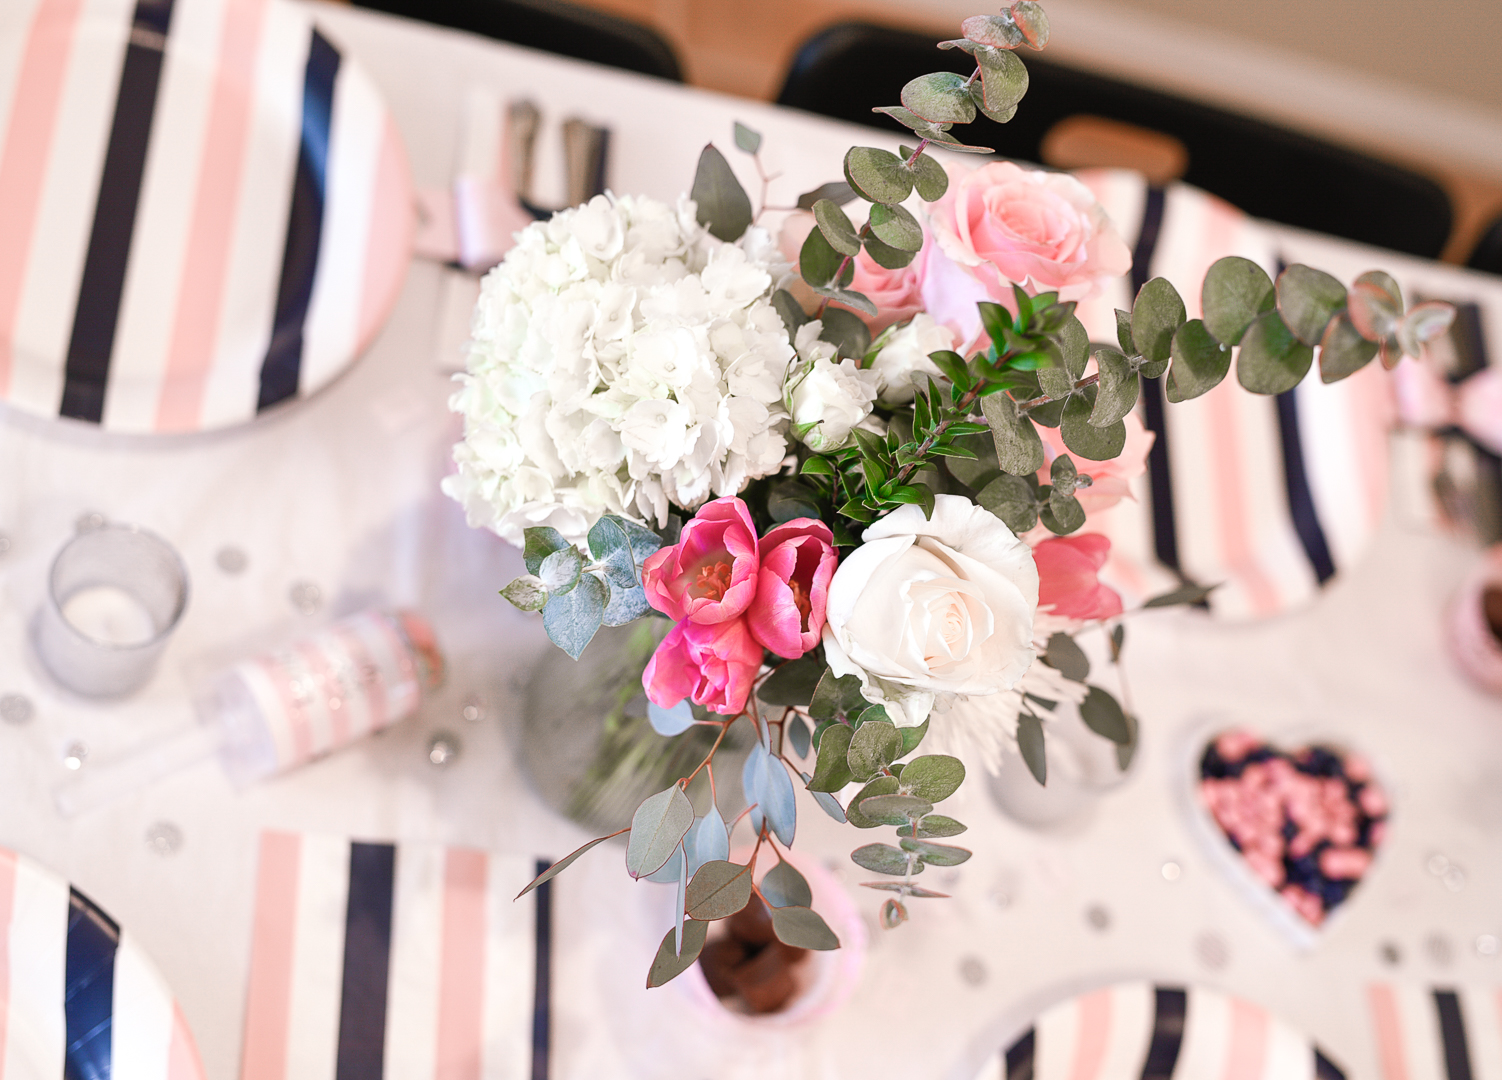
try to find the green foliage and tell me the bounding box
[523,526,570,573]
[1319,313,1378,382]
[1080,685,1132,744]
[812,198,862,256]
[1275,264,1345,346]
[516,833,617,898]
[809,669,866,720]
[796,181,855,211]
[847,720,903,781]
[1060,390,1125,461]
[786,713,812,759]
[1043,631,1089,682]
[844,776,900,828]
[1017,712,1046,784]
[732,121,761,155]
[541,572,607,659]
[499,575,548,612]
[898,755,966,802]
[901,72,977,124]
[982,393,1045,476]
[761,859,814,908]
[1143,582,1217,608]
[852,843,915,875]
[625,785,694,879]
[759,656,825,706]
[1237,309,1313,395]
[976,48,1029,118]
[868,203,924,252]
[857,794,934,826]
[819,308,872,359]
[897,815,967,838]
[807,723,855,792]
[978,472,1038,533]
[843,146,914,204]
[1091,347,1138,426]
[906,148,950,201]
[899,838,972,866]
[646,919,708,986]
[690,144,752,242]
[1132,278,1187,365]
[1167,319,1230,402]
[799,224,845,288]
[770,905,840,950]
[1202,256,1275,346]
[685,860,754,920]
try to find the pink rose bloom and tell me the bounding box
[1037,412,1155,517]
[642,497,759,625]
[778,211,924,333]
[1032,533,1123,620]
[643,617,763,716]
[919,161,1131,346]
[747,519,837,659]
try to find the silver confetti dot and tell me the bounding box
[1085,904,1110,931]
[1379,941,1402,966]
[289,581,322,615]
[989,889,1013,910]
[0,694,33,725]
[63,742,87,770]
[215,546,248,574]
[1426,933,1454,966]
[74,512,106,533]
[145,821,183,856]
[1443,866,1467,893]
[427,732,461,766]
[958,955,987,986]
[0,533,11,555]
[1426,853,1452,876]
[1476,934,1500,959]
[1161,860,1183,882]
[1195,932,1230,970]
[460,695,486,723]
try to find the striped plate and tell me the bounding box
[0,846,205,1079]
[0,0,412,434]
[977,981,1346,1080]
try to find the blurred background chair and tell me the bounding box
[1469,214,1502,276]
[353,0,684,81]
[776,22,1453,259]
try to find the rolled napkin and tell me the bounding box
[1369,983,1502,1080]
[240,833,549,1080]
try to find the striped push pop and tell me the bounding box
[1370,983,1502,1080]
[0,846,205,1079]
[0,0,411,434]
[976,981,1345,1080]
[1071,170,1393,622]
[241,833,550,1080]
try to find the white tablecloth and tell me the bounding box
[2,5,1502,1078]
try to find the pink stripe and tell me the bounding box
[1068,987,1112,1080]
[1222,996,1268,1080]
[259,655,312,767]
[1369,984,1410,1080]
[298,641,349,750]
[241,831,302,1080]
[0,849,17,1073]
[1350,363,1394,531]
[154,0,268,432]
[334,624,384,737]
[1204,383,1280,615]
[0,0,88,396]
[435,848,488,1080]
[168,1001,206,1080]
[353,117,412,357]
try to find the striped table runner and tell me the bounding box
[1074,170,1393,621]
[0,847,204,1079]
[0,0,411,434]
[241,832,550,1080]
[1370,983,1502,1080]
[978,981,1345,1080]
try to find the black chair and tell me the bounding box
[1468,214,1502,276]
[354,0,683,82]
[777,23,1453,259]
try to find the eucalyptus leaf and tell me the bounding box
[900,718,930,757]
[810,284,876,317]
[742,741,769,836]
[1043,631,1089,682]
[862,233,918,270]
[908,149,949,201]
[1060,392,1126,461]
[844,776,899,828]
[1080,685,1131,744]
[847,720,902,781]
[978,48,1029,114]
[1037,365,1074,400]
[766,479,822,524]
[542,572,607,659]
[642,841,684,885]
[981,393,1045,476]
[1319,312,1379,382]
[762,752,798,847]
[645,918,708,987]
[1114,308,1136,355]
[761,859,813,909]
[771,289,809,338]
[587,514,660,589]
[799,224,844,288]
[523,526,570,574]
[1116,709,1139,772]
[686,811,729,876]
[758,657,825,706]
[625,785,694,879]
[899,838,972,866]
[961,13,1024,47]
[857,794,934,826]
[796,181,855,211]
[1017,712,1046,785]
[500,574,548,612]
[1202,256,1275,346]
[1276,264,1347,347]
[1023,394,1065,428]
[1091,347,1138,426]
[812,198,861,256]
[770,905,840,950]
[809,669,865,720]
[819,307,872,359]
[1348,270,1403,341]
[868,202,923,252]
[895,754,966,802]
[978,472,1038,533]
[1142,582,1216,608]
[516,833,615,898]
[601,582,652,626]
[1039,491,1085,535]
[897,815,967,839]
[684,860,754,920]
[807,723,854,792]
[732,121,761,155]
[900,71,976,124]
[1167,319,1231,402]
[843,146,913,205]
[1237,309,1313,395]
[1055,314,1090,378]
[859,881,950,898]
[690,144,752,242]
[647,698,696,736]
[801,771,848,823]
[1012,0,1050,47]
[537,547,583,595]
[851,843,915,876]
[1131,277,1187,365]
[786,713,812,759]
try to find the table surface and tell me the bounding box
[3,4,1502,1078]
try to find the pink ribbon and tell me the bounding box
[1392,358,1502,455]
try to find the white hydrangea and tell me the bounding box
[442,193,797,546]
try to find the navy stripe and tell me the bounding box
[257,29,340,412]
[1275,388,1336,583]
[531,858,553,1080]
[1434,990,1475,1080]
[1315,1048,1347,1080]
[334,842,395,1080]
[65,887,121,1080]
[60,0,176,423]
[1004,1026,1035,1080]
[1130,186,1166,296]
[1139,986,1187,1080]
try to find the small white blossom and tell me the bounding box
[868,313,956,405]
[787,321,880,453]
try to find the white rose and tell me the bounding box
[822,495,1038,727]
[789,356,879,453]
[868,313,956,406]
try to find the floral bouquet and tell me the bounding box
[443,2,1454,987]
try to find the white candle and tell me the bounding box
[61,585,157,646]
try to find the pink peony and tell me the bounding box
[919,161,1130,346]
[642,497,759,625]
[1037,413,1155,517]
[778,211,924,333]
[643,617,763,716]
[748,519,836,659]
[1032,533,1123,620]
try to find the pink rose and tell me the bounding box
[748,519,836,659]
[1032,533,1123,620]
[1037,413,1155,517]
[642,497,759,624]
[643,617,763,716]
[778,211,924,333]
[919,161,1131,346]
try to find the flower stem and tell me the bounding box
[903,139,932,168]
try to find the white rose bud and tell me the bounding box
[789,356,879,453]
[868,313,956,405]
